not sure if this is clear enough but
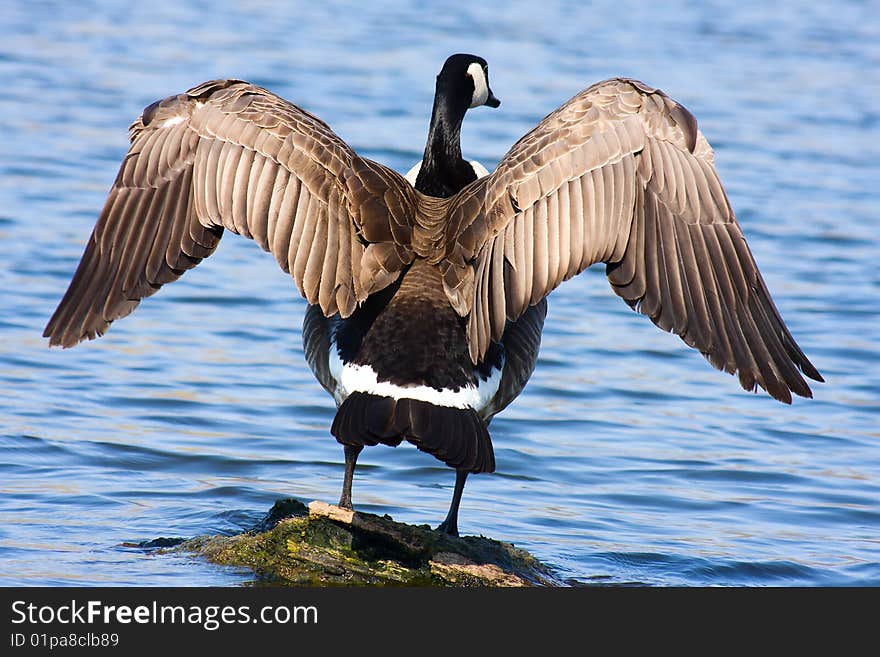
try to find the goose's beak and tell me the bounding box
[485,90,500,108]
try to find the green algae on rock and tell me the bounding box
[182,499,563,586]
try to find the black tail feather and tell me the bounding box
[331,392,495,473]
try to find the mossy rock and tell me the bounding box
[181,499,564,586]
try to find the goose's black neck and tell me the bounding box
[414,92,476,198]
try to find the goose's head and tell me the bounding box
[437,53,500,112]
[411,54,500,196]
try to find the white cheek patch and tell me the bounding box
[467,62,489,108]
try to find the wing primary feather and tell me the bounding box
[472,253,492,360]
[648,140,667,195]
[334,210,354,316]
[730,234,818,393]
[589,169,606,264]
[318,187,340,312]
[129,131,161,186]
[97,188,136,257]
[502,212,517,272]
[164,165,197,272]
[159,124,186,175]
[755,275,822,382]
[567,179,584,277]
[231,147,255,237]
[545,189,561,290]
[224,144,248,232]
[700,225,760,391]
[640,191,663,319]
[656,201,688,333]
[293,194,320,293]
[670,215,712,353]
[145,170,185,286]
[731,236,823,383]
[490,235,506,342]
[303,198,328,305]
[687,223,736,374]
[748,289,812,399]
[247,155,275,251]
[530,198,549,304]
[100,190,151,323]
[715,224,752,301]
[712,228,793,399]
[263,166,290,253]
[511,207,528,316]
[183,212,221,258]
[62,245,111,345]
[192,138,214,222]
[662,140,688,213]
[271,176,300,272]
[202,138,226,224]
[738,303,789,402]
[676,146,702,220]
[610,155,637,263]
[121,185,168,297]
[651,201,677,332]
[504,223,523,318]
[606,184,644,297]
[349,219,365,304]
[480,250,492,355]
[598,156,617,261]
[521,207,535,309]
[44,235,101,346]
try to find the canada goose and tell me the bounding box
[44,54,822,537]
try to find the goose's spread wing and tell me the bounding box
[44,79,417,348]
[442,78,822,403]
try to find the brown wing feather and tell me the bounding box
[443,77,822,403]
[44,79,417,348]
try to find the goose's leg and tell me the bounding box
[436,469,468,537]
[338,445,363,509]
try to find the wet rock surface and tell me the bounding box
[181,499,564,587]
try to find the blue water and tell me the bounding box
[1,1,878,586]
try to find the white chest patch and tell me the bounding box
[467,62,489,108]
[404,159,490,186]
[403,161,421,186]
[328,343,501,412]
